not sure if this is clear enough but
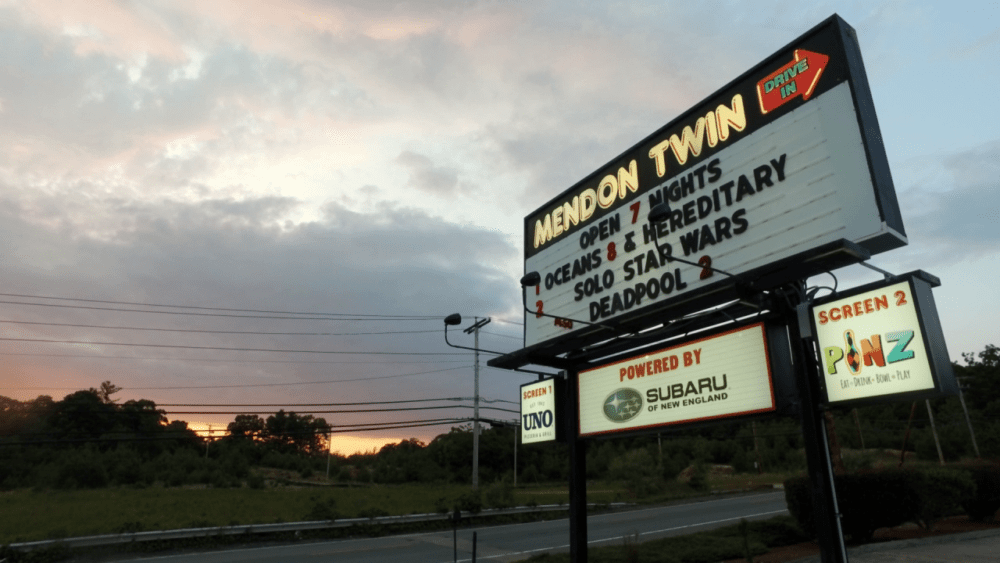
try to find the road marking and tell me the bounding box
[439,508,789,563]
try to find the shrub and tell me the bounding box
[785,470,921,542]
[961,463,1000,521]
[653,533,764,563]
[609,449,664,497]
[745,515,809,546]
[910,468,975,528]
[306,498,339,521]
[483,478,515,509]
[56,451,108,489]
[455,489,483,514]
[688,461,709,492]
[247,473,266,489]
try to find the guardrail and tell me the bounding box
[8,503,630,552]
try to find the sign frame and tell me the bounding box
[809,271,958,407]
[518,14,905,358]
[576,321,797,439]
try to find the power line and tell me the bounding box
[157,397,469,407]
[481,330,521,340]
[0,291,440,319]
[0,299,439,321]
[0,366,470,391]
[0,318,440,336]
[0,352,467,365]
[127,366,469,389]
[161,405,519,415]
[0,336,468,355]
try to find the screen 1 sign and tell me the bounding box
[811,272,957,406]
[577,323,776,437]
[520,378,559,444]
[522,16,905,352]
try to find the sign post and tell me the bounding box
[792,293,849,562]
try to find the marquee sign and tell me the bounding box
[522,15,905,351]
[577,323,777,437]
[810,271,958,406]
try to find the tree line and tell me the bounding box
[1,344,997,491]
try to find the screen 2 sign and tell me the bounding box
[523,15,905,351]
[810,272,958,406]
[577,323,776,437]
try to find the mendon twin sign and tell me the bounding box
[522,15,905,350]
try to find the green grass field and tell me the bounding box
[0,481,631,544]
[0,468,801,545]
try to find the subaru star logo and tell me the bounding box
[603,388,642,423]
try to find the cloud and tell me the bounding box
[0,189,525,432]
[890,139,1000,264]
[395,150,470,196]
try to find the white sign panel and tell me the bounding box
[520,379,558,444]
[526,84,896,349]
[578,323,775,437]
[813,280,935,403]
[521,17,906,353]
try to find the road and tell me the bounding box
[115,491,788,563]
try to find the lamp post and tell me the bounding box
[443,314,492,489]
[464,317,491,488]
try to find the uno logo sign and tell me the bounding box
[522,411,554,431]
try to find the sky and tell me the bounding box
[1,0,997,454]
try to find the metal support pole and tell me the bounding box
[957,382,981,458]
[472,531,478,563]
[852,408,865,451]
[452,509,460,563]
[791,299,848,563]
[900,401,918,467]
[566,369,588,562]
[752,420,763,474]
[926,400,945,466]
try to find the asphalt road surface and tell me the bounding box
[116,491,788,563]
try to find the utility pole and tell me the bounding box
[326,429,333,480]
[513,423,518,487]
[465,317,490,488]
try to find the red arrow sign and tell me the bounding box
[755,49,829,114]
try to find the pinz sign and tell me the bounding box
[521,15,905,353]
[810,271,958,406]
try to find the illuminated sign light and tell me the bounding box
[521,16,905,352]
[520,378,565,444]
[577,323,776,437]
[810,271,958,406]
